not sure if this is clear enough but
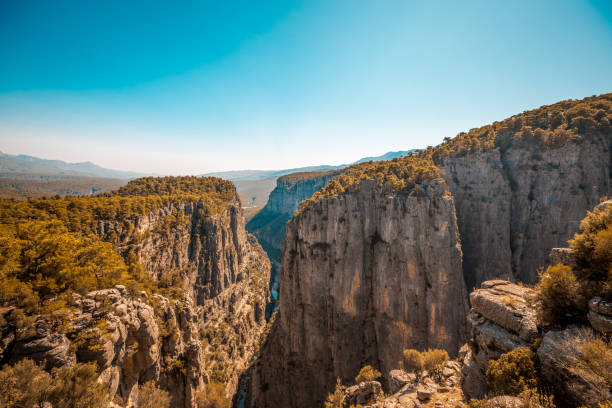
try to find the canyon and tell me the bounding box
[0,181,271,407]
[1,94,611,408]
[242,94,612,407]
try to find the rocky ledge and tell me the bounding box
[461,277,610,407]
[0,286,203,407]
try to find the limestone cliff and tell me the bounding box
[437,136,611,288]
[247,170,339,261]
[100,198,271,401]
[247,179,468,407]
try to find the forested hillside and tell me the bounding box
[0,176,271,408]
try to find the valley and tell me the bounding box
[1,94,612,407]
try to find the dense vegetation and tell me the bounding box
[278,169,342,185]
[0,173,126,200]
[299,156,441,211]
[0,360,110,408]
[299,93,612,212]
[428,92,612,161]
[0,176,238,356]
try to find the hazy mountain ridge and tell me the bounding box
[201,150,413,181]
[0,151,154,179]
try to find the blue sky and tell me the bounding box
[1,0,611,174]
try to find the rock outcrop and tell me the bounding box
[98,199,271,401]
[0,191,271,407]
[437,136,611,287]
[461,280,540,400]
[588,297,612,335]
[352,359,465,408]
[247,179,468,407]
[461,278,611,407]
[537,326,610,407]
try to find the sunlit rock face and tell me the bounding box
[437,135,611,288]
[247,179,468,408]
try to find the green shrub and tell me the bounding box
[402,349,424,375]
[0,359,51,408]
[136,381,171,408]
[517,388,556,408]
[422,348,449,379]
[48,362,110,408]
[580,337,612,385]
[535,264,583,325]
[354,365,381,383]
[195,381,230,408]
[0,361,110,408]
[486,347,538,396]
[570,203,612,299]
[324,378,345,408]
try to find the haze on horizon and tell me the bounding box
[1,0,612,175]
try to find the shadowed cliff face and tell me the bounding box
[438,135,611,288]
[246,171,339,306]
[101,200,272,405]
[247,179,468,408]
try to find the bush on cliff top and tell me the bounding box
[402,348,424,376]
[299,155,441,212]
[400,348,448,380]
[428,93,612,161]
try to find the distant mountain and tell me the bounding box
[201,150,414,181]
[352,150,413,164]
[0,151,153,179]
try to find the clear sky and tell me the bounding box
[1,0,612,174]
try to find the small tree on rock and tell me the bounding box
[324,378,345,408]
[402,349,424,377]
[422,349,449,380]
[355,365,381,383]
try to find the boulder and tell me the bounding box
[479,396,524,408]
[469,281,539,343]
[588,297,612,335]
[344,380,382,406]
[389,369,416,394]
[537,326,610,407]
[549,247,577,269]
[9,318,76,370]
[416,386,435,401]
[460,349,487,399]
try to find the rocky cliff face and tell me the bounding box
[0,197,271,407]
[247,170,339,261]
[247,179,468,407]
[437,136,611,288]
[246,171,339,308]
